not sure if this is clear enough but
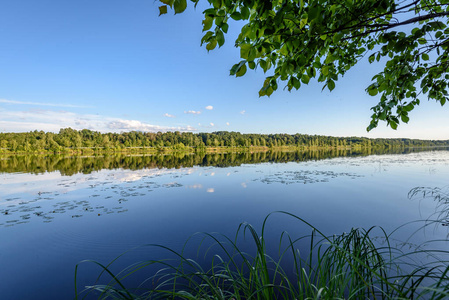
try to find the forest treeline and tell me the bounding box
[1,128,448,154]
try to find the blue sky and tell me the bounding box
[1,0,448,139]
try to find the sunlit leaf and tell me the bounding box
[202,16,213,31]
[236,63,247,77]
[206,39,217,51]
[240,44,251,59]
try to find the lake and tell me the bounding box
[1,149,449,299]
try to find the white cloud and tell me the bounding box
[207,188,215,193]
[0,98,92,108]
[196,122,216,129]
[164,113,175,118]
[107,119,195,132]
[241,182,247,188]
[240,110,246,115]
[226,122,230,126]
[184,110,201,115]
[205,105,213,110]
[0,108,196,133]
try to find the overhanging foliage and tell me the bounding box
[159,0,449,131]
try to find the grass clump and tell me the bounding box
[75,211,449,299]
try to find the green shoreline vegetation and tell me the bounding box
[1,128,448,155]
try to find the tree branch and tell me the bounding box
[341,12,449,41]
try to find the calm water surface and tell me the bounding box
[1,150,449,299]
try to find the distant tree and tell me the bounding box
[102,135,111,149]
[159,0,449,130]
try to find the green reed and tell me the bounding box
[75,211,449,299]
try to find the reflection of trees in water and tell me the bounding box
[0,147,446,175]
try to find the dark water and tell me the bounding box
[1,149,449,299]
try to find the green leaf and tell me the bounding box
[308,67,316,78]
[248,48,257,61]
[174,0,187,14]
[429,21,446,30]
[236,63,247,77]
[230,12,242,20]
[229,63,239,75]
[368,53,375,63]
[206,39,217,51]
[291,76,301,89]
[221,23,229,33]
[200,31,214,45]
[367,120,378,131]
[240,6,250,19]
[324,54,335,64]
[301,74,310,84]
[367,84,378,96]
[203,8,215,16]
[401,114,409,123]
[216,9,225,17]
[259,78,271,96]
[403,103,414,112]
[259,60,267,72]
[214,16,223,26]
[321,66,329,76]
[418,38,427,44]
[202,16,213,31]
[240,44,251,59]
[280,44,289,56]
[212,0,221,9]
[216,30,225,47]
[368,88,378,96]
[333,32,343,43]
[248,61,256,69]
[287,63,294,74]
[327,79,335,91]
[158,5,168,16]
[422,53,429,61]
[308,6,319,20]
[240,25,251,38]
[389,120,398,130]
[231,60,246,76]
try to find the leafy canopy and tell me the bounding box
[159,0,449,131]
